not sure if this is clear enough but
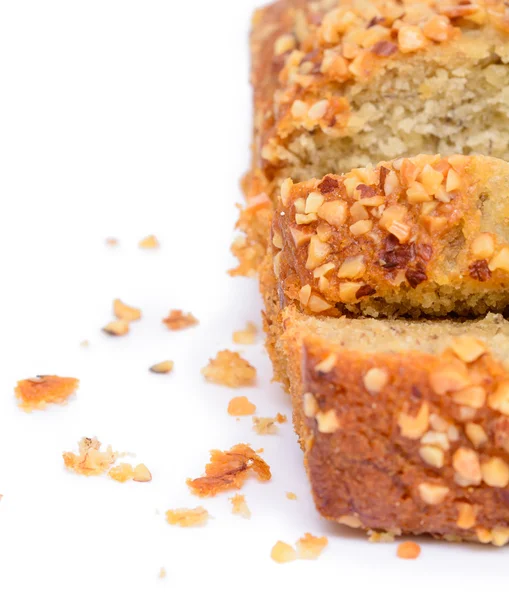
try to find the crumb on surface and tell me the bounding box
[139,234,159,249]
[232,322,257,344]
[166,507,209,527]
[252,413,287,435]
[63,437,117,476]
[397,541,421,559]
[229,493,251,519]
[133,463,152,482]
[109,463,135,483]
[149,360,174,374]
[162,310,198,331]
[202,350,256,388]
[105,237,119,246]
[187,443,271,497]
[80,340,89,348]
[228,396,256,416]
[113,299,142,322]
[286,492,297,500]
[369,531,396,543]
[102,320,130,336]
[158,567,166,579]
[271,541,297,564]
[15,375,79,412]
[296,533,328,559]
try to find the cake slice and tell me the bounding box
[280,306,509,545]
[232,0,509,276]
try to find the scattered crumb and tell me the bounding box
[15,375,79,412]
[80,340,89,348]
[158,567,166,579]
[296,533,328,560]
[149,360,174,374]
[109,463,135,483]
[162,310,198,331]
[229,494,251,519]
[397,541,421,560]
[133,463,152,482]
[202,350,256,388]
[252,413,286,435]
[276,413,287,423]
[271,541,297,564]
[139,234,160,249]
[286,492,297,501]
[105,237,119,246]
[102,320,129,336]
[232,322,257,344]
[187,444,271,497]
[369,531,395,543]
[228,396,256,416]
[113,299,141,322]
[166,507,209,527]
[63,437,117,476]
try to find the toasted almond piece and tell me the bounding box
[419,446,444,468]
[446,168,461,192]
[481,457,509,487]
[305,192,325,213]
[272,231,283,249]
[296,533,328,560]
[465,423,488,448]
[397,541,421,560]
[229,493,251,519]
[113,299,142,322]
[271,541,297,564]
[452,447,482,486]
[280,178,293,207]
[228,396,256,416]
[456,502,477,529]
[488,381,509,415]
[139,234,160,249]
[232,322,257,345]
[363,368,388,394]
[308,293,333,313]
[306,235,330,270]
[317,200,348,227]
[349,219,372,236]
[166,507,209,527]
[338,515,362,528]
[339,281,363,303]
[163,310,199,331]
[398,402,429,439]
[296,213,317,225]
[316,409,340,433]
[448,336,486,363]
[429,360,470,394]
[102,320,130,336]
[286,492,297,500]
[418,482,449,505]
[451,386,486,408]
[421,430,450,450]
[149,360,174,374]
[133,463,152,482]
[338,255,365,279]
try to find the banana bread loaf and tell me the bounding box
[232,0,509,276]
[280,306,509,545]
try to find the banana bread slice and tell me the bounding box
[232,0,509,276]
[280,306,509,545]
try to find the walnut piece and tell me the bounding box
[229,493,251,519]
[296,533,328,560]
[201,350,256,388]
[15,375,79,412]
[162,309,199,331]
[232,322,257,344]
[228,396,256,416]
[186,444,271,497]
[166,507,209,527]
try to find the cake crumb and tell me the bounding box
[139,235,159,249]
[158,567,166,579]
[253,413,287,435]
[232,322,257,344]
[228,396,256,416]
[102,320,129,336]
[15,375,79,412]
[286,492,297,500]
[166,507,209,527]
[63,437,117,476]
[113,299,142,322]
[202,350,256,387]
[397,541,421,559]
[369,531,396,543]
[149,361,174,374]
[105,237,119,246]
[187,443,271,497]
[271,541,297,564]
[109,463,135,483]
[296,533,328,560]
[163,310,198,331]
[229,493,251,519]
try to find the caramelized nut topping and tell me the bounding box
[481,457,509,487]
[452,447,482,486]
[316,409,341,433]
[418,482,449,505]
[363,368,388,394]
[398,402,429,439]
[448,336,486,363]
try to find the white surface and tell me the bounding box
[0,1,506,598]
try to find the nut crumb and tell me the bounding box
[296,533,328,559]
[397,541,421,560]
[108,463,135,483]
[149,361,174,374]
[187,444,270,497]
[113,299,142,322]
[286,492,297,500]
[271,541,297,564]
[202,350,256,388]
[139,235,159,249]
[105,237,119,246]
[133,463,152,482]
[369,531,395,543]
[102,320,130,336]
[232,322,257,344]
[162,310,199,331]
[228,396,256,416]
[166,507,209,527]
[229,493,251,519]
[15,375,79,412]
[63,437,118,476]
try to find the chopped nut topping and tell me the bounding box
[349,219,373,236]
[299,284,312,307]
[456,502,477,529]
[418,482,449,505]
[421,431,450,450]
[492,527,509,547]
[363,367,388,394]
[15,375,79,411]
[316,409,341,433]
[350,201,369,221]
[398,402,429,439]
[149,360,174,374]
[272,231,283,249]
[465,423,488,448]
[296,533,328,560]
[303,392,318,418]
[317,200,348,227]
[166,507,209,527]
[481,457,509,487]
[489,247,509,273]
[429,360,470,394]
[290,227,313,247]
[286,492,297,500]
[133,463,152,482]
[452,386,486,409]
[63,437,117,476]
[113,299,141,322]
[471,233,495,259]
[305,191,325,213]
[139,234,159,249]
[488,381,509,415]
[163,310,198,331]
[337,255,365,279]
[306,235,331,270]
[448,336,486,363]
[271,541,297,564]
[315,354,337,374]
[186,444,270,497]
[397,541,421,560]
[228,396,256,416]
[201,350,256,388]
[229,493,251,519]
[274,33,296,56]
[232,322,257,345]
[308,293,333,313]
[338,515,362,529]
[102,320,130,336]
[280,178,293,207]
[339,281,364,303]
[429,413,449,433]
[452,447,482,486]
[445,168,461,192]
[419,446,444,468]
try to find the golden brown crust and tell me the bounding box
[280,308,509,545]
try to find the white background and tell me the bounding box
[0,1,506,598]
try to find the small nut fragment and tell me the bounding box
[113,299,141,322]
[396,541,421,560]
[228,396,256,416]
[337,255,365,279]
[338,515,362,529]
[303,392,318,418]
[316,409,340,433]
[406,181,431,204]
[421,431,449,450]
[476,527,492,544]
[451,386,486,409]
[448,336,486,363]
[492,527,509,547]
[419,446,444,468]
[139,234,159,249]
[379,205,407,230]
[471,233,495,259]
[305,192,325,214]
[398,402,429,440]
[363,368,388,394]
[481,457,509,487]
[398,25,427,53]
[315,354,337,374]
[456,503,476,529]
[295,213,317,225]
[350,202,369,222]
[422,15,451,42]
[313,262,335,279]
[349,219,372,236]
[308,100,329,121]
[317,200,348,227]
[271,541,297,564]
[452,447,482,486]
[272,231,283,249]
[299,284,312,307]
[149,360,174,374]
[429,361,470,394]
[418,164,444,195]
[290,227,313,247]
[280,178,293,207]
[133,463,152,482]
[102,320,129,336]
[418,483,449,505]
[274,33,296,55]
[445,168,461,192]
[465,423,488,448]
[488,381,509,415]
[305,235,330,270]
[339,282,363,303]
[489,247,509,273]
[308,294,333,313]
